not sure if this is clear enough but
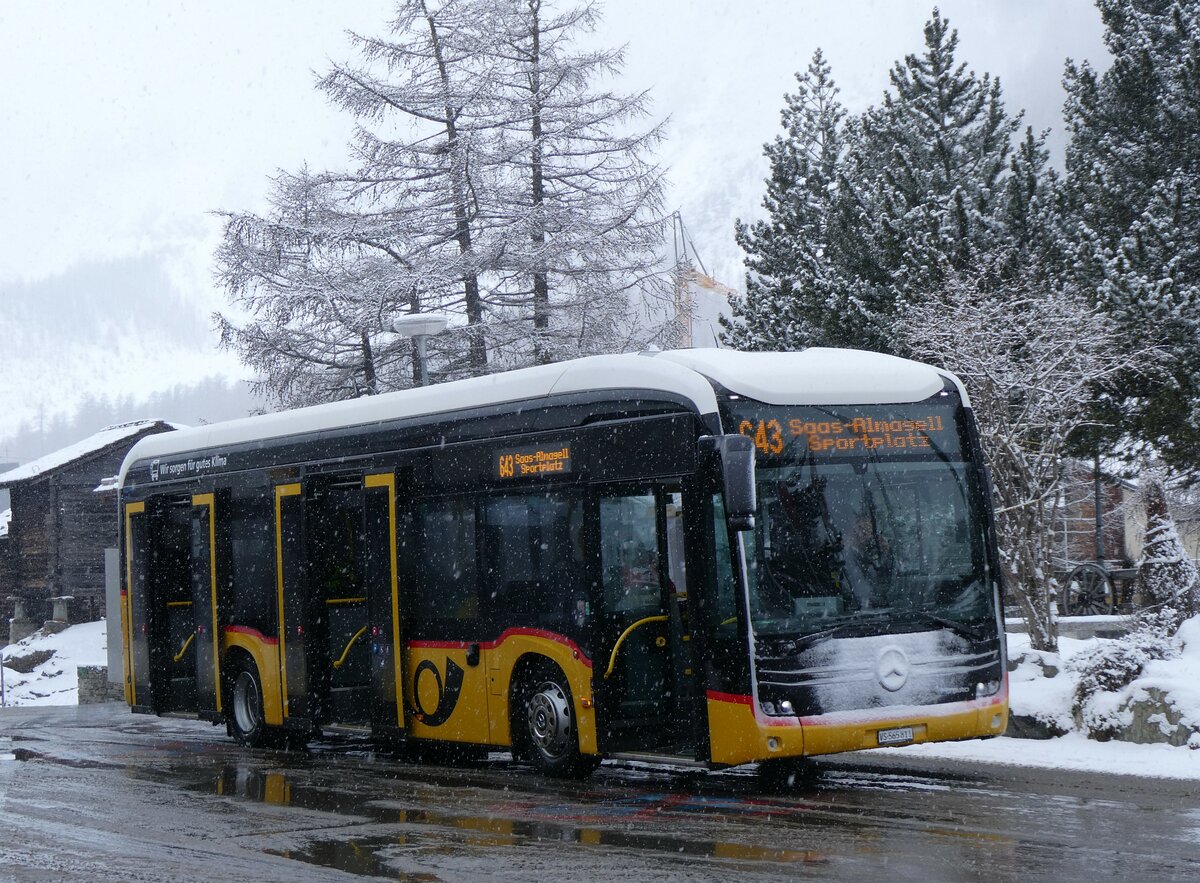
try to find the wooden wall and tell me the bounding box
[0,426,171,632]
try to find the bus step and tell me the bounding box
[607,751,708,769]
[320,723,373,737]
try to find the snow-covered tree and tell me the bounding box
[842,8,1023,340]
[725,49,847,351]
[488,0,669,366]
[898,271,1144,653]
[215,0,668,406]
[728,10,1048,355]
[1062,0,1200,475]
[215,167,432,407]
[1134,468,1200,626]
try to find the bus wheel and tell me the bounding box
[229,659,269,748]
[516,664,597,778]
[757,756,820,791]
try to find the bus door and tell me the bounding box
[364,472,406,734]
[124,500,150,710]
[594,486,695,753]
[128,495,196,713]
[190,493,224,719]
[304,476,372,725]
[275,483,314,727]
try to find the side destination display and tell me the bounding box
[495,443,572,479]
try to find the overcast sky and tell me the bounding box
[0,1,1108,435]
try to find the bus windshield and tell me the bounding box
[728,391,994,641]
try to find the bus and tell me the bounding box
[117,348,1008,777]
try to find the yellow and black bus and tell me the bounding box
[117,348,1008,776]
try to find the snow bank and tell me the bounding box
[883,731,1200,780]
[0,621,107,706]
[1005,619,1200,748]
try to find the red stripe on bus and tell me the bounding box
[223,625,279,646]
[705,690,752,705]
[407,627,593,669]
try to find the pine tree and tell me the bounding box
[1134,469,1200,627]
[725,49,847,352]
[1063,0,1200,475]
[728,11,1040,355]
[840,9,1023,349]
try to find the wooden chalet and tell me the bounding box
[0,420,176,641]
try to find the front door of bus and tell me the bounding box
[594,487,693,753]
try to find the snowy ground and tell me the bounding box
[4,619,1199,780]
[0,621,107,707]
[882,729,1200,779]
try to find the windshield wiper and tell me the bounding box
[754,621,863,657]
[900,610,989,641]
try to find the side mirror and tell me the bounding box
[701,434,757,532]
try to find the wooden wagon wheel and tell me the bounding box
[1062,563,1115,616]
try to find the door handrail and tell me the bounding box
[173,633,196,663]
[332,626,368,670]
[603,615,668,680]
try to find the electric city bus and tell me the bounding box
[117,348,1008,777]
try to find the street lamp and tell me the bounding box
[392,312,448,387]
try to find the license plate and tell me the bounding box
[877,726,914,746]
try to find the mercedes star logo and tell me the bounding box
[876,645,911,692]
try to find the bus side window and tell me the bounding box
[480,495,585,630]
[229,490,276,635]
[599,495,662,613]
[308,487,363,599]
[413,499,478,622]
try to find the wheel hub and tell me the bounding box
[527,681,572,759]
[234,671,261,734]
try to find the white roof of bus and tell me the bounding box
[656,348,958,406]
[117,348,960,489]
[117,354,718,488]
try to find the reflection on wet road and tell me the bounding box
[0,705,1197,881]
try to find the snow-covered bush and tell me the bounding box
[1070,609,1181,739]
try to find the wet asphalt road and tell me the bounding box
[0,704,1197,881]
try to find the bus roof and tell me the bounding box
[117,348,957,489]
[655,348,955,407]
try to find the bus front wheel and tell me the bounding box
[513,663,597,778]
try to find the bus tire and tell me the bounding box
[514,662,598,779]
[228,657,272,748]
[757,756,820,790]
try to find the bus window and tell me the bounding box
[413,499,478,622]
[480,495,586,631]
[664,492,686,597]
[308,486,364,601]
[600,495,662,612]
[228,491,276,635]
[712,495,737,630]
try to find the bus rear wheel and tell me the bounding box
[228,658,272,748]
[514,663,597,778]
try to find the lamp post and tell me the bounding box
[392,312,448,387]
